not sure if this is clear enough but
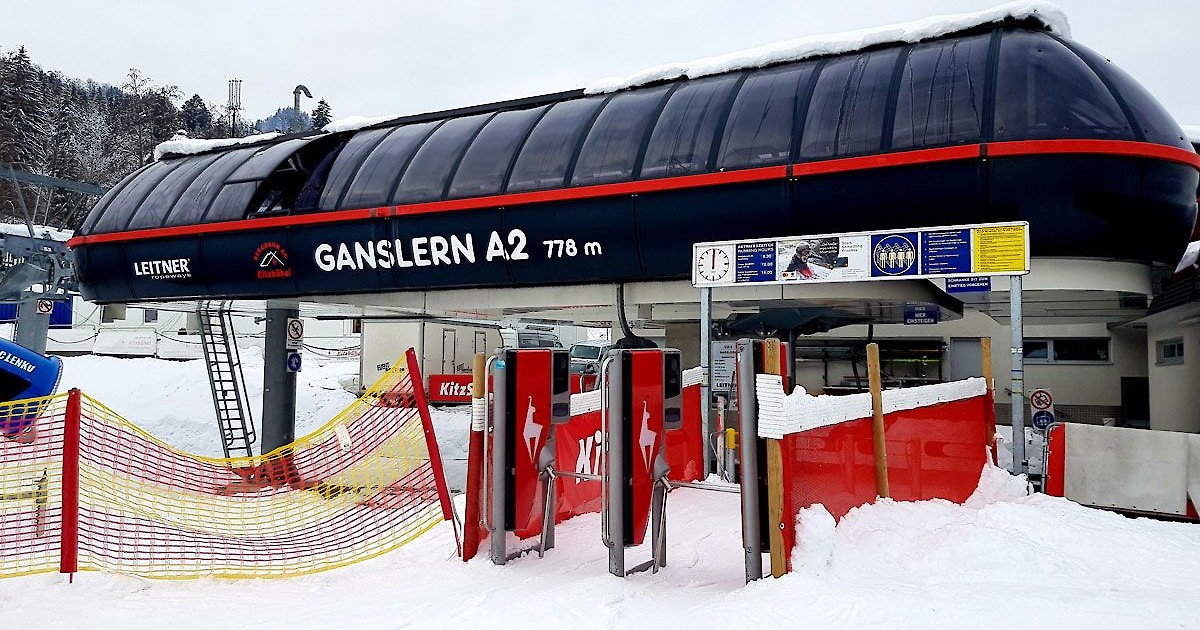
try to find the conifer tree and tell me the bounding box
[310,99,332,130]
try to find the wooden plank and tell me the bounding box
[866,343,890,498]
[761,338,787,577]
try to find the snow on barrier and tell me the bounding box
[755,374,991,572]
[1,349,453,580]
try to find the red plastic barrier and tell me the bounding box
[777,395,990,565]
[663,382,704,482]
[552,410,603,521]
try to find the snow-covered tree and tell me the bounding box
[180,94,214,136]
[311,99,332,130]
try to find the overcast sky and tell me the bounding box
[2,0,1198,125]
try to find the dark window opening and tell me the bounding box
[246,134,350,217]
[392,113,493,204]
[0,369,31,401]
[449,106,549,198]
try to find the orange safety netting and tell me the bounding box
[1,350,452,580]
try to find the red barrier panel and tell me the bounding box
[777,395,989,565]
[510,352,553,540]
[664,382,704,482]
[553,410,603,521]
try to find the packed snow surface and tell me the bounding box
[586,1,1070,94]
[6,355,1200,627]
[154,132,281,161]
[5,458,1200,628]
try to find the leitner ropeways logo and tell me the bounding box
[255,242,293,279]
[133,258,192,281]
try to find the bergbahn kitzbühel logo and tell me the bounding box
[254,242,293,279]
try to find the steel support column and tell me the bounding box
[261,306,298,453]
[13,297,50,354]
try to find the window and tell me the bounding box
[101,304,126,323]
[800,48,900,159]
[508,97,607,192]
[449,106,548,198]
[1024,338,1110,363]
[718,65,812,170]
[994,31,1132,142]
[392,113,492,204]
[352,318,363,334]
[340,121,439,209]
[640,75,741,179]
[143,309,159,324]
[571,85,672,187]
[891,34,990,150]
[1156,337,1185,366]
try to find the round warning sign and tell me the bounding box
[35,299,53,315]
[1030,388,1053,411]
[286,317,304,350]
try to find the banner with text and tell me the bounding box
[692,222,1028,288]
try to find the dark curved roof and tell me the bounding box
[78,26,1192,237]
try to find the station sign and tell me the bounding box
[285,317,304,350]
[428,374,474,404]
[709,341,737,393]
[946,276,992,293]
[692,221,1029,288]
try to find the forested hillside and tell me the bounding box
[0,46,332,230]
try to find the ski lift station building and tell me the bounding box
[67,7,1200,433]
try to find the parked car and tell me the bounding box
[569,341,612,374]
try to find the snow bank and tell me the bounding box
[755,375,986,439]
[586,1,1069,94]
[153,132,281,161]
[0,221,72,242]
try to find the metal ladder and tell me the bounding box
[197,302,257,458]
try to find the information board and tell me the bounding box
[692,221,1029,288]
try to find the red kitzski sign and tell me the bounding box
[427,374,473,404]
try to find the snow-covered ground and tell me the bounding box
[4,355,1200,628]
[4,463,1200,628]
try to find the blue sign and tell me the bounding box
[870,232,920,277]
[734,242,775,282]
[286,352,303,373]
[1032,410,1055,430]
[946,276,992,293]
[903,304,939,325]
[922,229,972,275]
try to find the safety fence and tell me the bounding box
[1,349,452,580]
[756,374,991,572]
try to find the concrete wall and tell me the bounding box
[1148,306,1200,433]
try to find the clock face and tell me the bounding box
[696,247,732,283]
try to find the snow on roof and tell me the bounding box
[1182,125,1200,146]
[153,132,281,161]
[322,114,414,134]
[0,221,73,242]
[586,1,1070,94]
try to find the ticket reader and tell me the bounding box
[603,348,682,577]
[489,348,571,564]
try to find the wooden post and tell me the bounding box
[981,337,996,443]
[866,343,890,498]
[461,353,488,561]
[762,338,787,578]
